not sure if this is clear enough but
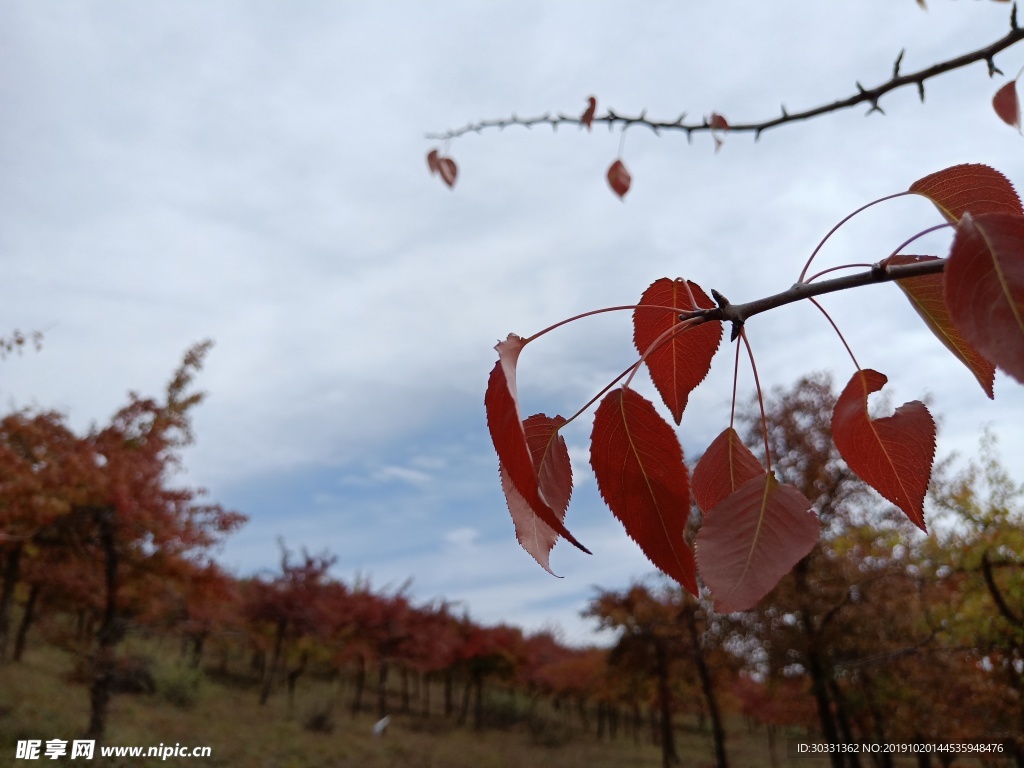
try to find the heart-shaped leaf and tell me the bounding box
[831,369,936,530]
[633,278,722,424]
[696,473,818,613]
[590,387,696,594]
[944,212,1024,384]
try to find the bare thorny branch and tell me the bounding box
[426,6,1023,142]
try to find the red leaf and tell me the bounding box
[692,428,765,514]
[437,157,458,189]
[427,149,441,174]
[633,279,722,424]
[909,164,1022,224]
[607,159,631,199]
[696,474,818,612]
[944,212,1024,384]
[581,96,597,132]
[590,387,697,595]
[993,81,1021,132]
[709,113,729,153]
[500,414,572,576]
[831,370,935,530]
[485,335,589,553]
[883,254,995,398]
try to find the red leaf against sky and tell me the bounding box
[944,212,1024,384]
[831,369,935,530]
[633,278,722,425]
[993,81,1021,132]
[909,163,1023,223]
[883,254,995,398]
[427,149,441,174]
[437,157,458,188]
[607,159,631,199]
[590,387,697,595]
[581,96,597,131]
[709,113,729,152]
[426,149,458,189]
[692,428,765,514]
[485,335,589,553]
[696,473,818,613]
[500,415,572,576]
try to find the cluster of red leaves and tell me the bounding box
[486,163,1024,613]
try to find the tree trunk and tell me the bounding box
[806,647,844,768]
[685,605,729,768]
[350,655,366,716]
[0,542,24,662]
[87,506,119,740]
[654,639,679,768]
[259,617,287,706]
[13,582,40,662]
[377,661,390,719]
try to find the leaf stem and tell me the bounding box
[739,330,772,473]
[798,192,911,282]
[808,297,861,371]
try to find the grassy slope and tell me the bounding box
[0,641,1001,768]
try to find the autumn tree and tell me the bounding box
[243,542,335,707]
[0,342,246,736]
[585,581,735,768]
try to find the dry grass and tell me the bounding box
[0,641,1007,767]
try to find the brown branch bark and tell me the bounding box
[680,257,947,341]
[426,8,1022,142]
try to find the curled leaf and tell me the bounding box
[993,81,1021,133]
[831,369,936,530]
[696,474,818,613]
[485,335,589,553]
[945,212,1024,384]
[607,159,631,199]
[709,113,729,153]
[437,157,458,188]
[633,278,722,424]
[501,414,572,576]
[427,149,458,189]
[581,96,597,132]
[427,149,441,174]
[883,254,995,398]
[590,387,697,595]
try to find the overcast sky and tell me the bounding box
[2,1,1023,646]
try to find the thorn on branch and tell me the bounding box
[917,81,925,103]
[780,104,788,118]
[1012,3,1019,31]
[893,49,905,78]
[987,56,1004,77]
[866,101,885,116]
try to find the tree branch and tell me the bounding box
[426,7,1023,142]
[680,257,947,341]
